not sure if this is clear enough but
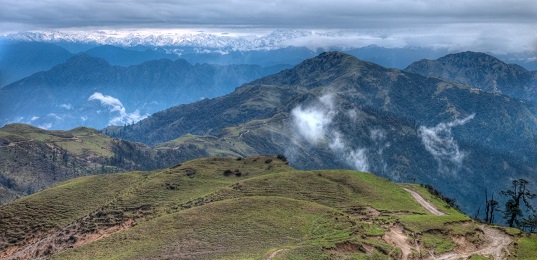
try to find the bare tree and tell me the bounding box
[500,179,536,227]
[484,189,499,224]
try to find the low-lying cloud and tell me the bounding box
[291,94,335,144]
[418,114,475,173]
[291,94,370,172]
[88,92,147,125]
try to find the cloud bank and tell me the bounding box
[0,0,535,52]
[88,92,147,125]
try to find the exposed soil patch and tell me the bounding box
[383,224,417,260]
[267,248,288,260]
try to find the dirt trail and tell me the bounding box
[267,248,288,260]
[383,224,417,260]
[403,188,445,216]
[435,225,512,260]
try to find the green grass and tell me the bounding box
[0,123,115,157]
[206,170,428,214]
[155,132,258,158]
[421,233,455,254]
[517,234,537,259]
[54,197,355,259]
[0,156,511,259]
[0,172,141,251]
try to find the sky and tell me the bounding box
[0,0,536,52]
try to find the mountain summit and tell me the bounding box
[404,51,537,101]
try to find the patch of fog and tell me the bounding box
[418,114,475,174]
[290,93,371,172]
[347,148,369,172]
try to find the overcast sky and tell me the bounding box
[0,0,536,52]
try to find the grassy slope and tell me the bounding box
[1,124,114,157]
[0,156,529,259]
[0,123,205,205]
[0,172,142,252]
[518,234,537,259]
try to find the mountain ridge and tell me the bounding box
[404,51,537,102]
[0,54,289,129]
[0,123,205,204]
[105,52,537,214]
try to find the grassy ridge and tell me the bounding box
[54,197,354,259]
[1,124,113,157]
[0,156,527,259]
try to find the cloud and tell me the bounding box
[347,149,369,172]
[88,92,148,125]
[418,114,475,173]
[89,92,123,111]
[0,0,535,52]
[290,93,370,172]
[59,103,73,110]
[1,0,535,29]
[47,113,62,120]
[38,123,52,130]
[291,94,335,144]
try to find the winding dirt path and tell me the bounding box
[435,225,512,260]
[403,188,445,216]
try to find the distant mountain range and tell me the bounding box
[0,54,289,129]
[4,30,536,69]
[105,52,537,214]
[0,41,73,86]
[405,51,537,102]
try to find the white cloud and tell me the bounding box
[418,114,475,173]
[38,123,52,130]
[89,92,123,112]
[1,1,535,52]
[291,100,334,144]
[47,113,61,120]
[291,93,370,172]
[347,148,369,172]
[30,116,39,121]
[88,92,148,126]
[59,103,73,110]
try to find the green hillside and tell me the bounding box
[0,156,529,259]
[0,123,200,204]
